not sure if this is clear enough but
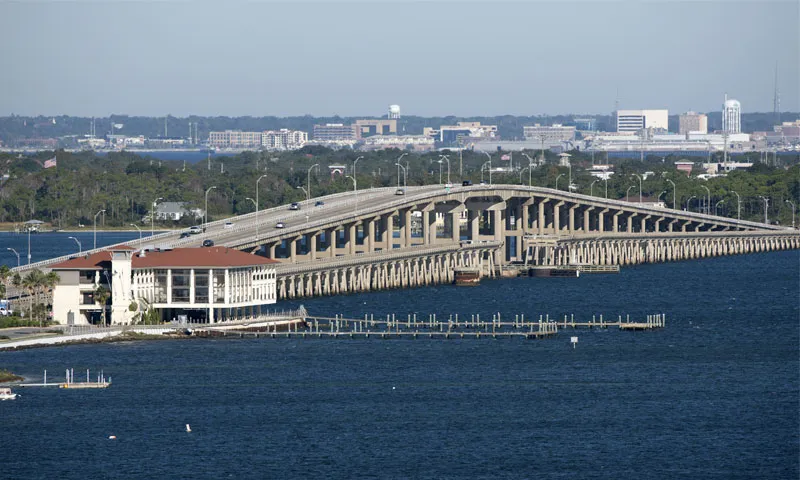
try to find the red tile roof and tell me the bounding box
[50,247,278,270]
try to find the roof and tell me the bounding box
[51,247,278,270]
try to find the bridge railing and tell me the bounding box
[12,187,399,273]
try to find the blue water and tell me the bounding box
[1,248,798,478]
[0,231,160,267]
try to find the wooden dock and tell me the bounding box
[195,312,665,340]
[16,369,111,389]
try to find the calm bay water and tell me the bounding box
[1,241,798,478]
[0,231,157,267]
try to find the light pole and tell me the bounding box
[7,248,20,267]
[395,163,407,188]
[439,155,451,184]
[27,228,31,265]
[437,160,443,184]
[307,164,319,203]
[701,185,711,215]
[151,196,163,238]
[590,179,599,197]
[522,153,534,186]
[626,185,635,203]
[603,178,608,198]
[667,179,677,210]
[758,196,769,224]
[245,197,259,239]
[352,156,363,188]
[256,174,267,224]
[480,161,490,184]
[396,153,408,188]
[130,224,142,244]
[786,200,796,229]
[93,209,106,250]
[519,167,529,185]
[204,186,216,232]
[555,173,565,191]
[686,195,697,211]
[296,186,308,203]
[632,173,643,203]
[731,190,741,221]
[715,200,724,216]
[657,190,667,204]
[482,151,492,185]
[68,236,82,253]
[346,175,358,213]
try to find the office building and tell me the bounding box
[354,119,397,138]
[616,109,669,133]
[313,124,357,142]
[722,95,741,134]
[679,112,708,134]
[523,124,576,147]
[425,122,498,146]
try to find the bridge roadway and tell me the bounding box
[15,183,797,276]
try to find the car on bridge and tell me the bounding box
[289,203,300,210]
[395,188,405,195]
[202,239,215,247]
[224,222,234,229]
[189,226,202,234]
[179,232,191,239]
[315,201,325,207]
[275,222,286,229]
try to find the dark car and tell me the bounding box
[179,232,191,239]
[315,201,325,207]
[202,239,215,247]
[462,180,473,186]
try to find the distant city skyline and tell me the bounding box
[1,1,797,117]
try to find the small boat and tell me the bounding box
[0,387,18,400]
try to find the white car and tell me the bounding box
[224,222,234,229]
[275,222,286,229]
[189,226,202,234]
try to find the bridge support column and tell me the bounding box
[469,209,480,241]
[385,213,394,250]
[327,228,337,257]
[613,211,622,232]
[309,233,317,261]
[538,198,549,235]
[583,206,594,232]
[553,201,564,234]
[289,237,298,262]
[451,212,460,242]
[568,205,577,233]
[268,243,277,259]
[366,218,375,252]
[403,209,412,247]
[348,223,357,255]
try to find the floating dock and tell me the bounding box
[192,312,665,340]
[16,369,111,389]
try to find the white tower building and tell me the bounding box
[722,95,741,134]
[388,104,401,119]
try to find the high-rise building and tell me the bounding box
[679,112,708,135]
[722,95,741,134]
[616,109,669,133]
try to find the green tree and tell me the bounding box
[94,285,111,327]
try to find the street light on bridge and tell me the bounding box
[204,186,217,232]
[395,163,407,189]
[626,185,635,203]
[715,200,724,216]
[346,175,358,214]
[396,153,408,188]
[6,248,20,267]
[68,236,82,254]
[151,197,163,239]
[245,197,260,241]
[93,209,106,250]
[555,173,564,191]
[667,179,677,210]
[731,190,741,221]
[590,179,598,197]
[130,224,142,244]
[786,199,796,229]
[632,174,643,203]
[307,164,319,204]
[481,151,492,185]
[686,195,697,212]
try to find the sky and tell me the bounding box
[0,0,797,117]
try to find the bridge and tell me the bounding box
[16,184,799,299]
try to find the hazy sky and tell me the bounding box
[1,0,797,117]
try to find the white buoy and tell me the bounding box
[392,386,396,390]
[108,435,117,440]
[185,424,192,433]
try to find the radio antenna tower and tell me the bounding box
[773,62,780,125]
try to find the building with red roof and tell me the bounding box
[51,246,278,325]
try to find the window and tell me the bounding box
[172,269,190,303]
[195,270,209,304]
[155,269,168,303]
[213,270,225,303]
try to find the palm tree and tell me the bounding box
[94,285,111,327]
[0,265,10,298]
[21,270,42,325]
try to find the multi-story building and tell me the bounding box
[208,130,263,148]
[361,135,434,152]
[313,124,357,142]
[523,124,576,147]
[51,245,278,325]
[679,112,708,135]
[262,129,308,150]
[354,119,397,138]
[722,95,741,134]
[616,109,669,133]
[425,122,498,146]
